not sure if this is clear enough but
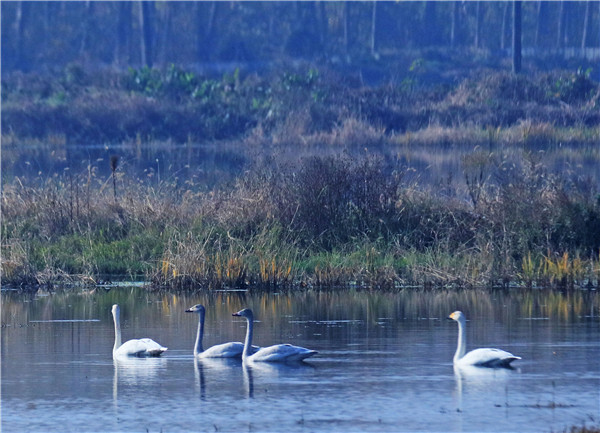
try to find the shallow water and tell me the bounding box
[4,139,599,194]
[1,288,599,432]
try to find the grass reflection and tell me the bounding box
[1,288,598,329]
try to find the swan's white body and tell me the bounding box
[448,311,520,368]
[111,304,167,358]
[186,304,256,358]
[233,308,317,363]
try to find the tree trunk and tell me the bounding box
[535,1,549,47]
[14,1,30,70]
[370,2,378,54]
[80,1,94,57]
[115,2,132,66]
[512,1,522,74]
[557,1,566,49]
[315,1,326,47]
[581,0,591,49]
[343,2,349,53]
[139,1,155,67]
[423,1,437,47]
[40,2,52,61]
[196,1,217,62]
[158,3,173,65]
[501,1,509,50]
[451,1,461,48]
[475,2,483,49]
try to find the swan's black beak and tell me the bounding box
[446,315,453,321]
[232,312,241,317]
[185,308,193,313]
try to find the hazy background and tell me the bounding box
[2,1,599,81]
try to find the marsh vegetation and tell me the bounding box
[2,65,599,290]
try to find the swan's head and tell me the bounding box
[448,311,466,323]
[111,304,120,316]
[232,308,253,320]
[185,304,205,314]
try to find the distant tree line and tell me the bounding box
[1,1,598,73]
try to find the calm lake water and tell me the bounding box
[1,288,599,433]
[3,139,599,194]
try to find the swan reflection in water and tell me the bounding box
[243,360,316,399]
[113,356,168,406]
[453,363,520,413]
[194,357,241,399]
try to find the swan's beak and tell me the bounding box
[446,314,454,321]
[185,308,193,313]
[232,312,241,317]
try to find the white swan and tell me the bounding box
[185,304,253,358]
[448,311,520,368]
[232,308,317,362]
[111,304,167,358]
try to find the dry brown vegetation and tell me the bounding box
[2,148,599,291]
[2,66,599,290]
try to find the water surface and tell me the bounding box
[2,288,599,432]
[3,139,599,194]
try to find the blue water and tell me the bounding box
[1,288,599,432]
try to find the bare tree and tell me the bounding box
[423,1,438,47]
[5,0,599,73]
[115,2,132,66]
[315,1,327,48]
[139,1,155,67]
[40,2,53,63]
[535,1,549,47]
[500,1,510,50]
[79,1,95,57]
[14,1,30,70]
[196,1,218,62]
[557,1,567,49]
[475,2,483,49]
[158,2,173,64]
[370,2,378,55]
[343,2,350,53]
[581,0,592,49]
[450,1,461,48]
[513,1,522,74]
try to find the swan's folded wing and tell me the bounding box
[460,347,520,367]
[115,338,167,357]
[250,344,317,362]
[199,342,245,358]
[138,338,168,355]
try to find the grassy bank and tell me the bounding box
[2,151,599,290]
[2,65,599,290]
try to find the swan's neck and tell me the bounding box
[194,311,205,356]
[454,318,466,363]
[113,311,122,354]
[242,316,254,360]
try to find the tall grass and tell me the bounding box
[3,150,599,290]
[2,67,599,290]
